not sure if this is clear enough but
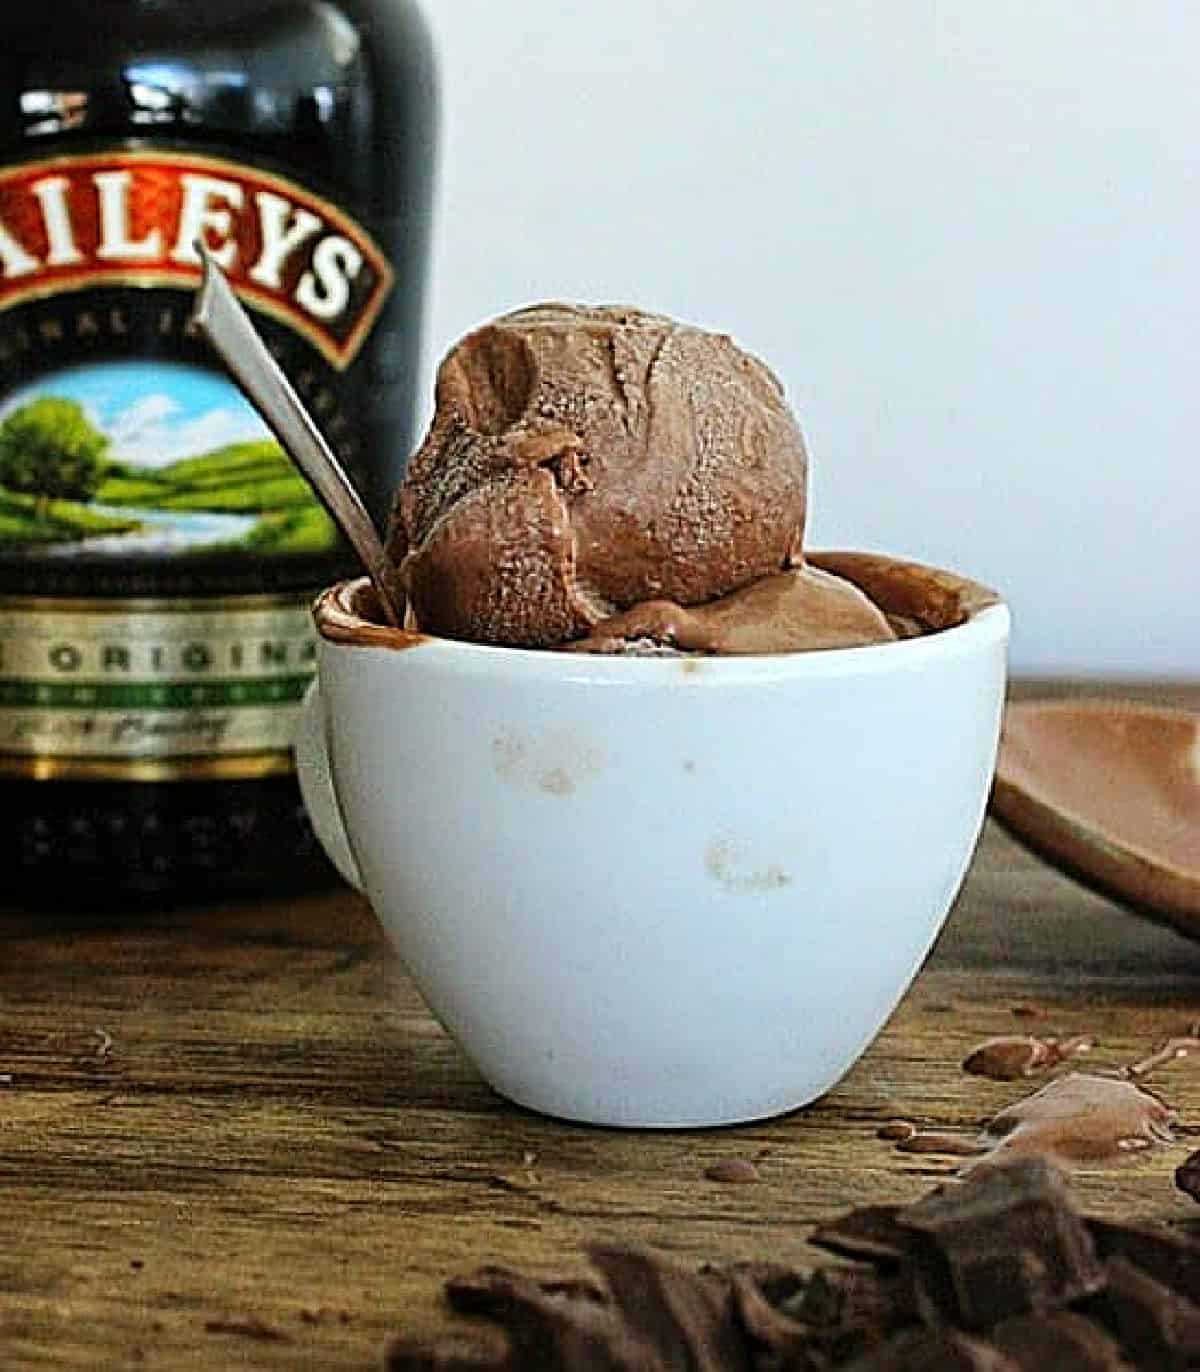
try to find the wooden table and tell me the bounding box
[3,682,1198,1370]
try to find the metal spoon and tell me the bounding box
[187,244,402,626]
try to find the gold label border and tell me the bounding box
[0,751,295,782]
[0,591,317,615]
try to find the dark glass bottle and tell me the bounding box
[0,0,437,905]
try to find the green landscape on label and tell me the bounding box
[0,391,336,555]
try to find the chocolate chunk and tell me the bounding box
[915,1247,1054,1332]
[725,1270,811,1365]
[499,1304,646,1372]
[587,1246,752,1371]
[383,1170,1200,1370]
[1094,1254,1200,1368]
[438,1265,648,1371]
[446,1266,607,1317]
[898,1156,1104,1329]
[1176,1148,1200,1202]
[791,1264,916,1333]
[1087,1217,1200,1305]
[710,1261,805,1309]
[780,1264,919,1365]
[841,1327,1020,1371]
[988,1311,1127,1371]
[809,1204,913,1267]
[383,1337,507,1371]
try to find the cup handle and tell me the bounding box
[293,679,364,892]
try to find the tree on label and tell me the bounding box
[0,397,109,520]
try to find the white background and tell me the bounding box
[418,1,1198,677]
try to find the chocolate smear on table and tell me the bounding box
[877,1122,918,1143]
[962,1033,1092,1081]
[973,1072,1175,1167]
[705,1158,761,1184]
[203,1315,292,1343]
[1122,1027,1200,1080]
[383,1155,1200,1371]
[888,1072,1175,1168]
[887,1022,1191,1169]
[962,1023,1199,1089]
[893,1128,985,1158]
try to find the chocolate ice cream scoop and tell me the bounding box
[387,302,894,652]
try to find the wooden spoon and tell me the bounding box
[991,699,1200,938]
[187,244,402,626]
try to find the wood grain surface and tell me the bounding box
[2,682,1198,1370]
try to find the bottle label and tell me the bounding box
[0,151,393,368]
[0,593,314,779]
[0,151,392,779]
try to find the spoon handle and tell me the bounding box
[188,245,402,626]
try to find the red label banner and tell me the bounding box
[0,152,393,371]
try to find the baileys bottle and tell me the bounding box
[0,1,437,904]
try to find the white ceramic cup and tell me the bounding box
[294,551,1009,1128]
